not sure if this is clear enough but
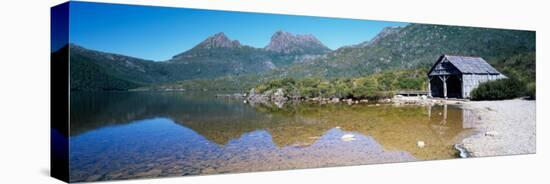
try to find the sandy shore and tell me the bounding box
[459,99,536,157]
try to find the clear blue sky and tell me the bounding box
[69,2,407,61]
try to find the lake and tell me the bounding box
[69,92,476,182]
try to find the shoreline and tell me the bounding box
[457,99,536,157]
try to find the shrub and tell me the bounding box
[526,82,536,99]
[351,77,378,99]
[470,78,525,101]
[397,77,424,90]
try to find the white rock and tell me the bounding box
[417,141,425,148]
[341,134,356,141]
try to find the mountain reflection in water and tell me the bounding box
[69,92,476,182]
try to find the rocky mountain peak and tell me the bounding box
[197,32,242,49]
[265,30,330,54]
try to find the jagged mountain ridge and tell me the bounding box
[68,31,331,91]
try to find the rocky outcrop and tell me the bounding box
[271,88,287,102]
[196,32,242,49]
[246,90,460,107]
[265,31,331,54]
[246,88,269,102]
[246,88,289,107]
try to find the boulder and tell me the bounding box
[454,144,469,158]
[343,99,354,105]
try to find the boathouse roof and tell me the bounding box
[428,55,502,76]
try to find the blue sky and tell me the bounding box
[69,2,407,61]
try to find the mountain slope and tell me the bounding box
[279,24,535,78]
[69,44,160,91]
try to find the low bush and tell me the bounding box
[470,78,525,100]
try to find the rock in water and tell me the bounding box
[417,141,425,148]
[454,144,469,158]
[341,134,356,141]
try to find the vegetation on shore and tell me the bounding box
[253,69,427,100]
[471,78,526,100]
[472,52,536,100]
[254,51,536,101]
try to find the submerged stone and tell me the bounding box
[417,141,425,148]
[341,134,356,141]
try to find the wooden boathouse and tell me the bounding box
[427,55,506,99]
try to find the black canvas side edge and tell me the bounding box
[51,2,70,183]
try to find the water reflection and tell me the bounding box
[69,92,475,182]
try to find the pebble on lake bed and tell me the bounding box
[417,141,425,148]
[341,134,356,141]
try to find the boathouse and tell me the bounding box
[427,55,506,99]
